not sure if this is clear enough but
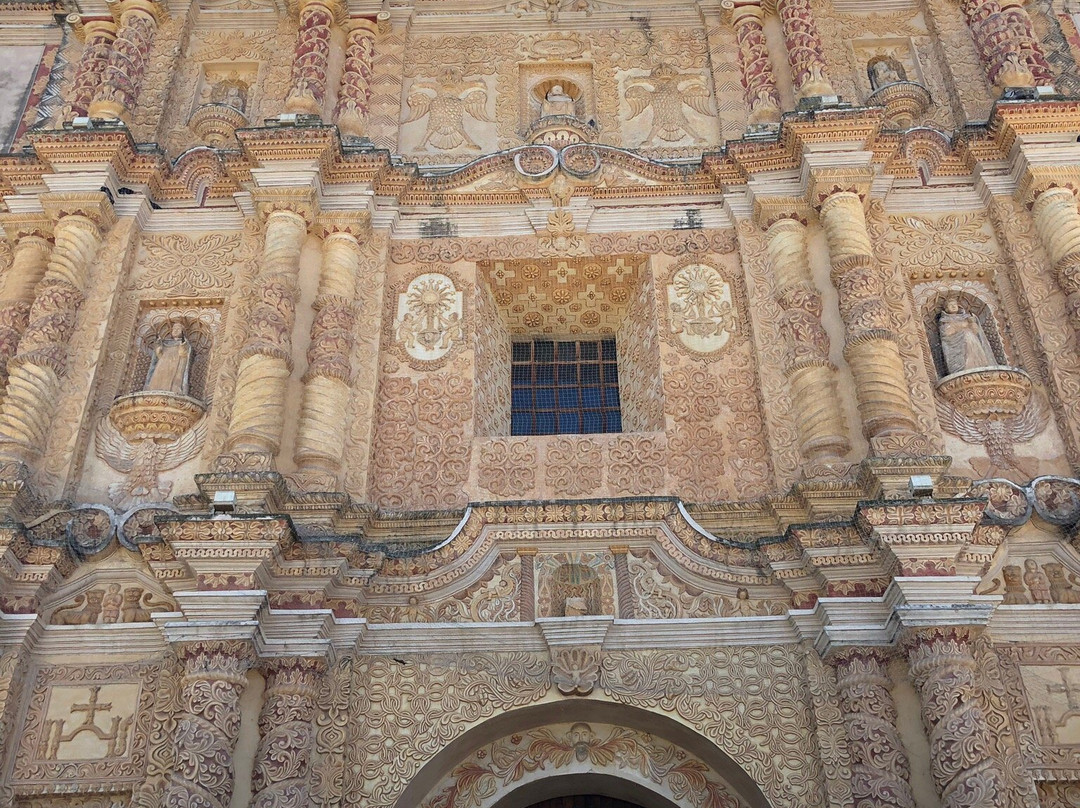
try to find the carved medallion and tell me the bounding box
[391,270,465,368]
[665,262,737,358]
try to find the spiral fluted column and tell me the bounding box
[0,205,109,463]
[833,648,916,808]
[776,0,835,99]
[1031,186,1080,337]
[335,18,377,137]
[764,216,850,471]
[221,207,307,467]
[293,229,361,486]
[818,190,918,443]
[250,658,324,808]
[162,641,254,808]
[732,3,781,124]
[959,0,1052,87]
[284,0,338,116]
[0,229,51,391]
[87,0,161,122]
[65,17,117,118]
[903,628,1005,807]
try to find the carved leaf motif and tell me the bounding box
[137,233,243,294]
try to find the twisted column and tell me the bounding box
[87,0,162,122]
[285,0,338,116]
[833,648,916,808]
[65,17,117,118]
[250,658,324,808]
[732,3,781,124]
[221,207,307,466]
[903,628,1005,807]
[764,216,850,471]
[776,0,835,99]
[335,19,377,137]
[0,206,109,463]
[1031,186,1080,337]
[294,229,361,486]
[818,190,918,442]
[0,228,51,390]
[999,0,1054,84]
[163,640,255,808]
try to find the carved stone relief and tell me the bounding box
[664,261,737,359]
[390,270,466,369]
[11,663,159,793]
[536,551,615,618]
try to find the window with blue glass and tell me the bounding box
[510,338,622,436]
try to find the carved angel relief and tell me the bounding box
[625,64,713,144]
[403,68,494,152]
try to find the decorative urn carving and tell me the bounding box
[108,392,207,443]
[935,367,1033,421]
[188,102,250,147]
[867,81,931,129]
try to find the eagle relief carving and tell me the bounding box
[403,68,494,152]
[625,64,713,144]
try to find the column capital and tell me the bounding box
[753,198,810,230]
[108,0,165,25]
[316,211,370,241]
[173,637,258,669]
[291,0,344,23]
[252,188,319,228]
[1016,165,1080,208]
[0,214,53,244]
[344,15,378,35]
[807,169,873,211]
[39,191,116,233]
[66,14,118,43]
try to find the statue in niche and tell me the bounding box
[869,57,906,90]
[541,84,577,118]
[937,297,998,375]
[144,322,194,396]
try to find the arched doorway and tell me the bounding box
[523,798,643,808]
[401,702,771,808]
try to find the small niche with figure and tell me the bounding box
[535,78,583,122]
[868,56,907,91]
[925,292,1008,379]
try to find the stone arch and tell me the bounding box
[396,701,775,808]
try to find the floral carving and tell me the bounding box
[477,439,535,497]
[136,233,244,295]
[544,437,602,497]
[608,434,664,495]
[887,214,996,269]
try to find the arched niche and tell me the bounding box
[396,701,775,808]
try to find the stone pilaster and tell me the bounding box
[0,196,112,464]
[220,195,311,469]
[832,648,916,808]
[88,0,162,122]
[732,2,781,124]
[65,17,118,118]
[776,0,835,99]
[285,0,339,116]
[1030,185,1080,338]
[762,212,850,472]
[162,640,256,808]
[902,627,1006,807]
[815,187,918,450]
[293,220,365,487]
[0,219,52,391]
[250,657,325,808]
[335,18,377,137]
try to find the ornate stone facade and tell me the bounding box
[2,1,1080,806]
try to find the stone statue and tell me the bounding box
[144,322,193,396]
[870,58,905,90]
[938,297,997,375]
[541,84,577,118]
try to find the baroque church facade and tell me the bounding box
[4,0,1080,805]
